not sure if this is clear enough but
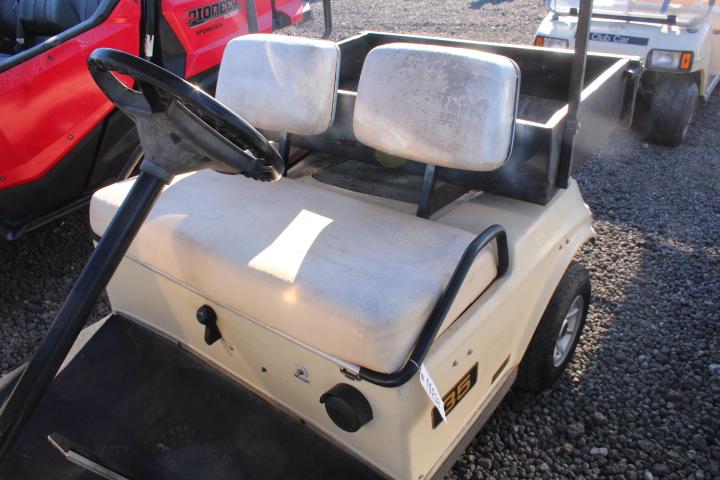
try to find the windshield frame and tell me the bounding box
[546,0,716,26]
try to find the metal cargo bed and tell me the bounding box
[0,316,381,480]
[292,31,641,204]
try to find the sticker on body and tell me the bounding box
[419,363,447,424]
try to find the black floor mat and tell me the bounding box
[0,316,381,480]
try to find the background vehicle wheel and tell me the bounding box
[515,261,590,392]
[646,77,698,147]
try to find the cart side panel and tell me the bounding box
[436,122,559,204]
[564,58,639,182]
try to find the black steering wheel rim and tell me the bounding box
[87,48,284,181]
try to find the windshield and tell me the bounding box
[547,0,715,25]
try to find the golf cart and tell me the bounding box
[535,0,720,146]
[0,0,639,478]
[0,0,317,241]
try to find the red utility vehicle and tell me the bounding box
[0,0,311,240]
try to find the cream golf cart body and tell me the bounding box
[535,0,720,145]
[0,3,640,478]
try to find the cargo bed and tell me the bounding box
[292,31,641,204]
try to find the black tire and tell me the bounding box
[646,77,699,147]
[515,262,590,392]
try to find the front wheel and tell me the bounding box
[646,77,699,147]
[515,262,591,392]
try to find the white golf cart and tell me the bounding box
[0,3,639,479]
[536,0,720,145]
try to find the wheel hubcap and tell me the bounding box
[553,295,584,367]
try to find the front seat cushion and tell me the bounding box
[90,171,500,373]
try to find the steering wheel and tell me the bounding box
[87,48,284,181]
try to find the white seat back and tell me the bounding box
[353,43,520,172]
[216,34,340,136]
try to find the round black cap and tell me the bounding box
[319,383,373,432]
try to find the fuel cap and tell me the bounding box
[319,383,373,432]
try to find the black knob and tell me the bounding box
[196,305,221,345]
[196,305,216,325]
[320,384,373,432]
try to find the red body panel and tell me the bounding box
[0,0,307,195]
[274,0,307,24]
[162,0,306,79]
[255,0,309,32]
[162,0,257,78]
[0,0,141,190]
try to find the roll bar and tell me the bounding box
[321,0,333,39]
[556,0,592,189]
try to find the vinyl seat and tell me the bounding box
[91,170,499,373]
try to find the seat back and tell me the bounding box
[18,0,101,36]
[0,0,17,39]
[353,43,520,172]
[216,34,341,136]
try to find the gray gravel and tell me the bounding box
[0,214,111,374]
[447,105,720,479]
[290,0,546,44]
[2,0,719,478]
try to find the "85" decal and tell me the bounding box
[431,363,478,428]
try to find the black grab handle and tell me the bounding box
[358,224,509,387]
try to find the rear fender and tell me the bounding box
[513,204,595,366]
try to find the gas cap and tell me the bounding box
[319,384,373,432]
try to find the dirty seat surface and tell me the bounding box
[91,170,499,373]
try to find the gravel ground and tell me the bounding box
[2,0,719,478]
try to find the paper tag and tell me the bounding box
[419,363,446,424]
